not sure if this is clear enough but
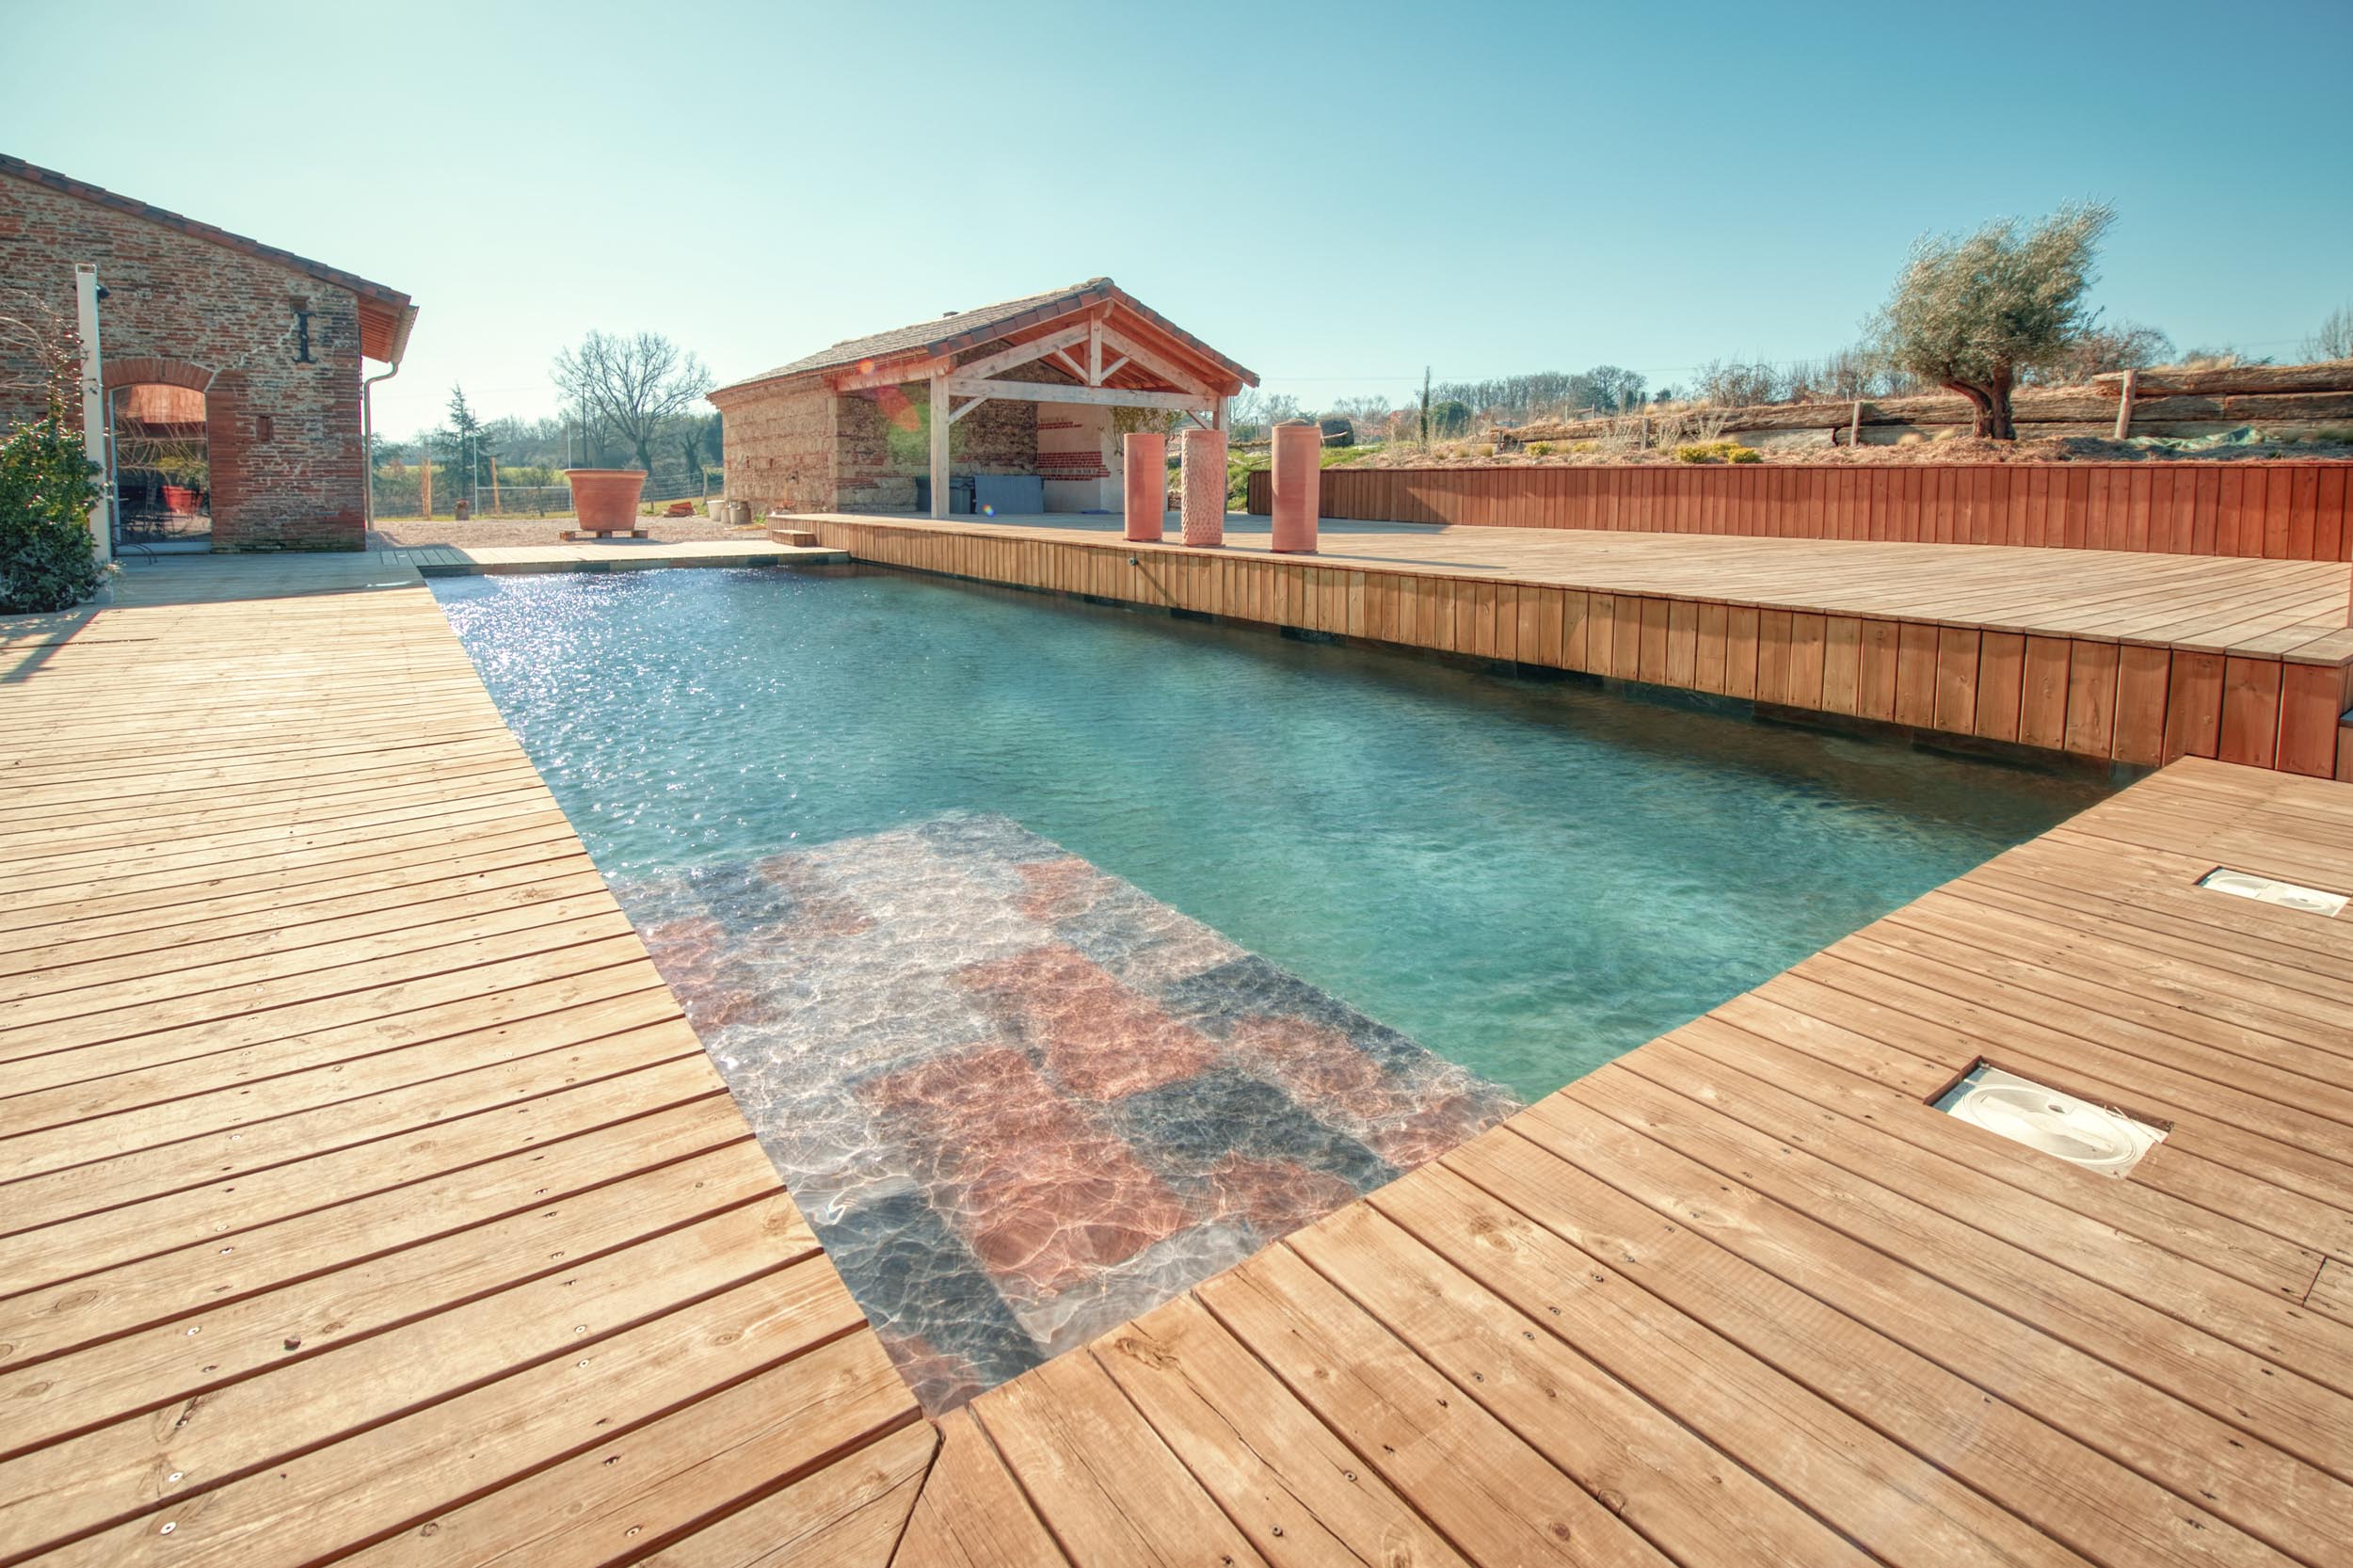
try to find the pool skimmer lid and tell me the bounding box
[1935,1064,2165,1177]
[2196,867,2345,918]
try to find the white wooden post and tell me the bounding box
[2113,368,2137,441]
[74,264,111,566]
[929,373,950,519]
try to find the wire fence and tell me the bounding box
[369,465,720,520]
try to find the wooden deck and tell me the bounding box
[9,560,2353,1568]
[797,513,2353,778]
[0,582,926,1565]
[907,756,2353,1568]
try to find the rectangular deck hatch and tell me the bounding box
[1935,1064,2166,1177]
[2197,868,2345,918]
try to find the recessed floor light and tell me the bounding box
[1935,1064,2166,1177]
[2197,868,2345,918]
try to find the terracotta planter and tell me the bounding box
[565,469,648,533]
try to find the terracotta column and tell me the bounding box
[1270,420,1321,553]
[1179,425,1226,547]
[1123,432,1166,542]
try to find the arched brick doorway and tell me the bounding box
[102,358,239,552]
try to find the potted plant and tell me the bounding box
[564,468,648,534]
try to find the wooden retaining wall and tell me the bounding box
[1242,461,2353,561]
[815,519,2353,780]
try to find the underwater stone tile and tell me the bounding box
[1200,1154,1366,1242]
[1044,879,1248,992]
[819,1188,1040,1410]
[864,1045,1193,1296]
[1001,1219,1260,1355]
[603,809,1518,1414]
[1160,953,1432,1076]
[955,943,1220,1100]
[1110,1065,1396,1195]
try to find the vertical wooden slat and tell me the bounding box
[2277,663,2344,776]
[2315,465,2347,563]
[1561,587,1591,671]
[1754,610,1794,705]
[2063,641,2121,757]
[1696,601,1730,693]
[2161,649,2224,760]
[1820,616,1863,714]
[1934,627,1981,733]
[1640,597,1673,684]
[2110,644,2171,765]
[2257,469,2289,559]
[1725,605,1759,697]
[1786,612,1827,710]
[2288,465,2322,561]
[1666,600,1700,688]
[2218,655,2283,766]
[1973,632,2025,743]
[1894,622,1940,727]
[1613,595,1644,677]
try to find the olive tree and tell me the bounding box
[1867,202,2114,440]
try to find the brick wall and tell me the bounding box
[0,174,371,551]
[711,383,837,514]
[715,377,1042,515]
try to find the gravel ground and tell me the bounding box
[368,518,771,549]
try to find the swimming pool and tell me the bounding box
[435,564,2108,1403]
[436,565,2106,1100]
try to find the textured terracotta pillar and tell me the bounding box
[1179,426,1226,547]
[1123,432,1166,542]
[1270,421,1321,553]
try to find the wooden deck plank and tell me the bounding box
[0,582,920,1568]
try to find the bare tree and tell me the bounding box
[1866,201,2115,440]
[551,330,713,476]
[2305,305,2353,363]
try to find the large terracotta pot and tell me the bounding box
[566,469,648,533]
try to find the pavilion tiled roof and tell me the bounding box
[712,278,1256,397]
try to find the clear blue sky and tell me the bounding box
[6,0,2347,438]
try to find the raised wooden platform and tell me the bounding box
[905,757,2353,1568]
[796,512,2353,778]
[0,585,923,1565]
[9,566,2353,1568]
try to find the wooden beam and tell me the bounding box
[930,375,949,519]
[1097,325,1216,399]
[942,376,1210,412]
[948,323,1090,385]
[834,351,959,392]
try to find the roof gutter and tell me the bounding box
[360,303,418,533]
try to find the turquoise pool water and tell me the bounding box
[433,566,2108,1100]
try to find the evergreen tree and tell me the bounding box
[436,384,498,500]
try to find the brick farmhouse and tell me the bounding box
[710,280,1254,520]
[0,154,414,552]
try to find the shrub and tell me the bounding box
[1672,440,1760,464]
[1,414,104,614]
